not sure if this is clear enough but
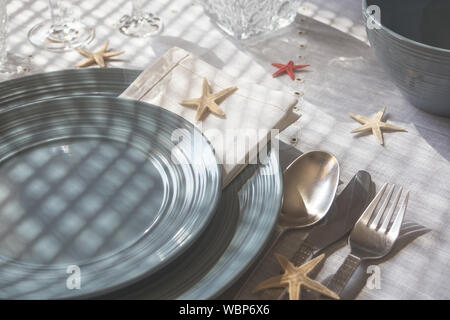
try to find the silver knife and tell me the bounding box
[262,170,373,300]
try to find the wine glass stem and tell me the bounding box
[49,0,65,29]
[131,0,145,17]
[0,0,8,63]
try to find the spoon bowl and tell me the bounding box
[280,151,340,229]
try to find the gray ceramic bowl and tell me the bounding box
[363,0,450,117]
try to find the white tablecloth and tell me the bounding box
[2,0,449,299]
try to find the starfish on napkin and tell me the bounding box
[350,107,406,145]
[253,254,340,300]
[272,61,309,80]
[75,41,124,68]
[179,77,237,122]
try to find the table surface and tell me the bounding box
[2,0,449,300]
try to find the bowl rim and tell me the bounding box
[362,0,450,54]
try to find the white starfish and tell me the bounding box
[179,78,237,122]
[350,107,406,145]
[75,41,124,68]
[253,254,340,300]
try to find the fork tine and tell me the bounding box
[358,183,388,225]
[387,192,409,238]
[379,187,403,233]
[369,184,395,229]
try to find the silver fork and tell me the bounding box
[326,183,409,296]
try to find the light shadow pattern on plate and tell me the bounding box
[0,95,221,299]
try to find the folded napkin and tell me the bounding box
[120,47,300,187]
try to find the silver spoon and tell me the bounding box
[234,150,340,298]
[279,150,340,232]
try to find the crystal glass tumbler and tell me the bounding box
[199,0,302,40]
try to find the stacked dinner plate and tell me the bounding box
[0,69,283,299]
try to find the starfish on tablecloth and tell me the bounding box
[350,106,406,145]
[179,77,237,122]
[253,253,340,300]
[272,61,309,80]
[75,41,124,68]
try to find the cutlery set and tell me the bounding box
[236,151,414,300]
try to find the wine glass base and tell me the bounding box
[0,53,32,80]
[118,13,163,37]
[28,20,95,52]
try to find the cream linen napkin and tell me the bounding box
[120,47,300,187]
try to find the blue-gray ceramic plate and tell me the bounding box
[0,95,221,299]
[0,69,282,299]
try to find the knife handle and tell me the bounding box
[326,254,361,297]
[291,241,316,266]
[262,241,316,300]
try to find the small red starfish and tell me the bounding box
[272,61,309,80]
